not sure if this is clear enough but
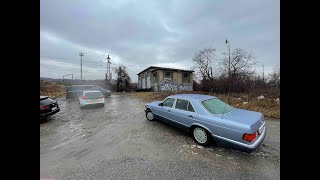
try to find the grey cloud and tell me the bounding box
[40,0,279,82]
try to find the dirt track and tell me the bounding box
[40,94,280,180]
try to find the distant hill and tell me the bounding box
[40,77,117,84]
[40,77,63,82]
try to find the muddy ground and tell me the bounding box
[40,94,280,180]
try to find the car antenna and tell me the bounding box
[222,84,232,119]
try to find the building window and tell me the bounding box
[153,72,158,83]
[164,71,173,82]
[182,72,190,83]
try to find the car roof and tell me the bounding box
[83,90,102,93]
[68,85,95,87]
[40,96,49,100]
[167,94,216,101]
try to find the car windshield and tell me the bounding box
[40,98,54,106]
[85,92,102,98]
[201,98,235,114]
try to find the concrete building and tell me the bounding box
[137,66,194,92]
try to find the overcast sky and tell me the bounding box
[40,0,279,82]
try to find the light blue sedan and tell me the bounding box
[144,94,266,152]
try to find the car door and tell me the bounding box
[157,98,176,122]
[170,99,197,130]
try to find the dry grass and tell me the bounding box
[126,91,280,119]
[40,81,66,98]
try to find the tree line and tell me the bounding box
[192,47,279,98]
[111,47,280,98]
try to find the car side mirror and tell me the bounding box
[158,103,163,106]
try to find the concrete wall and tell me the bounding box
[138,69,193,91]
[159,71,193,91]
[173,72,179,84]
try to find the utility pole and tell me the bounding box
[106,54,111,83]
[262,64,265,83]
[63,74,74,84]
[79,52,84,80]
[226,38,231,82]
[210,66,213,91]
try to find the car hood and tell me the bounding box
[223,108,264,132]
[148,101,162,106]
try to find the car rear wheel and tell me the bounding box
[192,127,212,146]
[146,110,155,121]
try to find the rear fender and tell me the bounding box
[189,123,213,134]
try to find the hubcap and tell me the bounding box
[147,112,154,120]
[193,127,207,144]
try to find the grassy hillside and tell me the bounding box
[126,91,280,119]
[40,80,66,98]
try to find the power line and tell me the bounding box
[40,56,102,64]
[41,56,149,68]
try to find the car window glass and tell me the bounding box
[175,99,195,112]
[163,98,175,108]
[201,98,234,114]
[187,102,195,112]
[175,99,188,111]
[85,92,102,98]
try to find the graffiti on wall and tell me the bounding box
[159,82,193,91]
[178,85,193,91]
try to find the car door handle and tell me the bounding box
[188,115,193,118]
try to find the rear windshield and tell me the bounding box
[201,98,235,114]
[40,98,54,106]
[85,92,102,98]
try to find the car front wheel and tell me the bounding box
[192,127,212,146]
[146,110,155,121]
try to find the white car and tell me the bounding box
[79,91,105,107]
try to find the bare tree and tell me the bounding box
[113,65,131,92]
[221,48,256,82]
[192,48,217,80]
[268,64,280,90]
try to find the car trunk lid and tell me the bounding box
[223,109,264,133]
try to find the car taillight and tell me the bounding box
[40,105,49,110]
[242,132,258,142]
[82,96,88,99]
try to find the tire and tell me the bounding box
[192,126,212,146]
[146,110,155,121]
